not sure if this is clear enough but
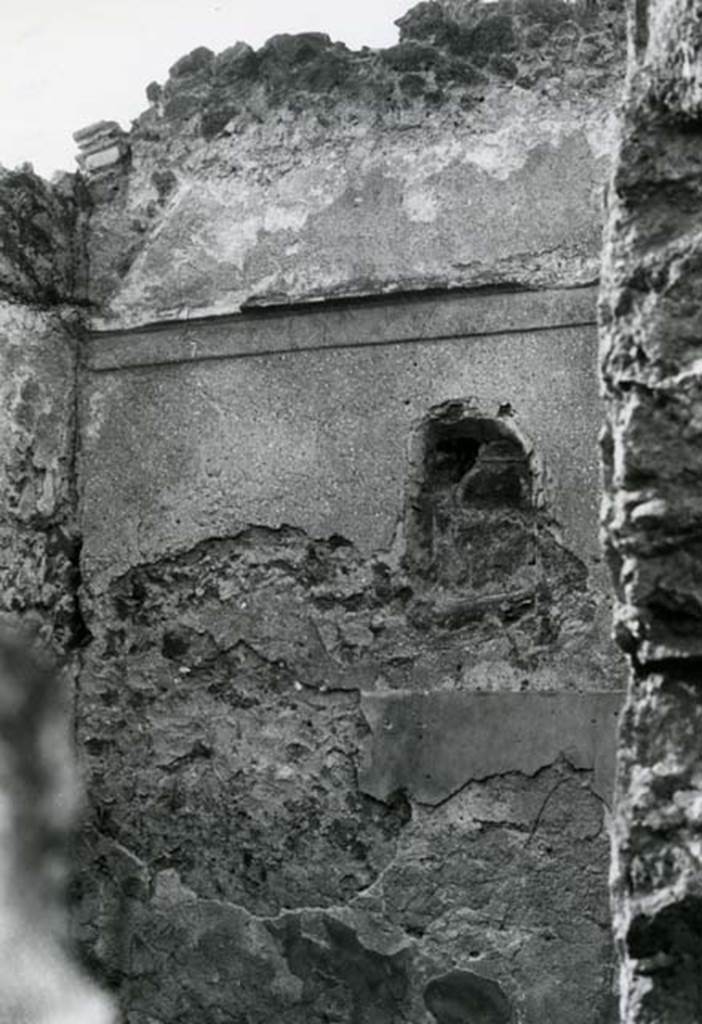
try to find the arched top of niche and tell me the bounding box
[403,400,548,590]
[406,400,546,513]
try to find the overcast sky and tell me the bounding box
[2,0,408,178]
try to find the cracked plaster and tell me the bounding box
[0,0,632,1019]
[74,0,625,328]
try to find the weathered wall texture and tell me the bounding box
[74,520,622,1023]
[0,166,86,305]
[0,170,112,1018]
[600,0,702,1019]
[0,167,86,652]
[0,301,85,654]
[0,0,629,1020]
[76,294,625,1020]
[81,289,604,585]
[76,0,625,329]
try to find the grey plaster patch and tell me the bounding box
[359,690,624,805]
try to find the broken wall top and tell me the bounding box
[77,0,626,329]
[0,167,86,307]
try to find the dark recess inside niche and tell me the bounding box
[406,403,534,585]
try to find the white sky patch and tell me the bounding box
[1,0,407,178]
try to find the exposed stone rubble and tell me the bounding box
[74,268,625,1014]
[0,303,84,651]
[143,0,623,139]
[0,167,87,653]
[0,0,635,1020]
[600,0,702,1019]
[74,0,626,327]
[0,165,86,305]
[0,142,89,651]
[74,763,614,1022]
[73,421,622,1019]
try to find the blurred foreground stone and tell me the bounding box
[0,636,113,1024]
[600,0,702,1019]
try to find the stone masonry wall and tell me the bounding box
[0,166,86,652]
[75,293,626,1021]
[0,168,112,1018]
[58,0,630,1020]
[600,0,702,1019]
[74,444,622,1023]
[76,0,625,329]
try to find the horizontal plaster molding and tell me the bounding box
[85,285,597,373]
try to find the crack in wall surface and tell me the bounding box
[71,513,622,1021]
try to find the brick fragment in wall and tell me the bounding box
[73,518,621,1021]
[73,121,131,175]
[599,0,702,1018]
[0,636,114,1023]
[0,302,84,651]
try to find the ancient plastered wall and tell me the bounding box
[70,2,628,1019]
[81,288,603,586]
[75,286,625,1022]
[77,0,625,329]
[600,0,702,1019]
[0,170,113,1019]
[88,116,610,329]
